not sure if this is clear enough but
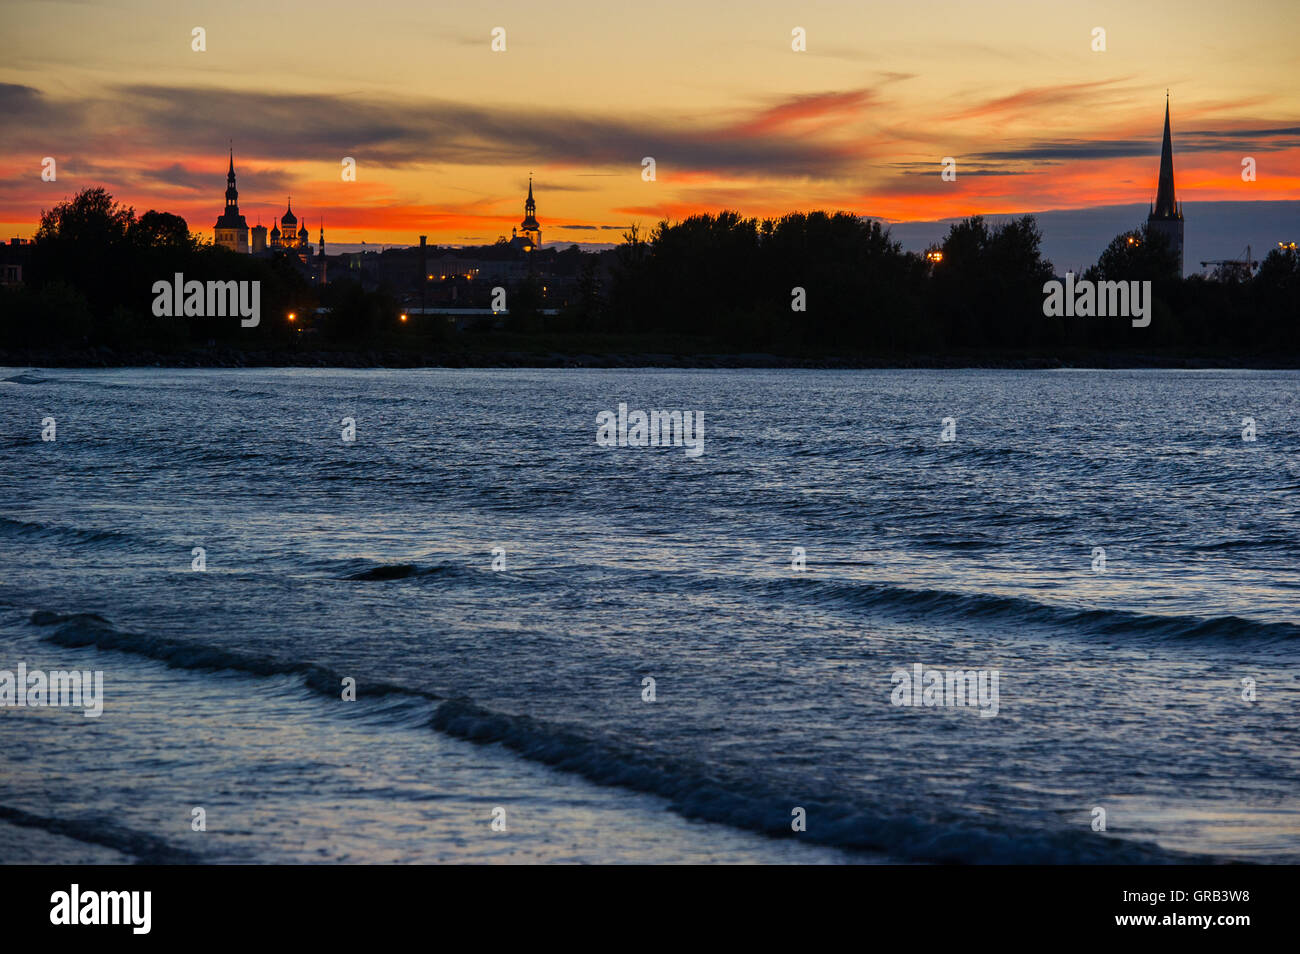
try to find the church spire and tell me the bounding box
[518,174,541,249]
[214,143,249,253]
[1146,93,1185,275]
[1153,93,1178,218]
[224,146,239,210]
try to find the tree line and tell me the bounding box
[597,210,1298,354]
[3,188,1297,357]
[0,187,400,351]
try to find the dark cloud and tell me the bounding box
[1181,126,1300,143]
[0,83,42,112]
[512,182,598,192]
[975,141,1154,161]
[0,83,88,136]
[134,163,224,193]
[131,162,293,195]
[96,84,859,178]
[974,127,1300,163]
[890,163,1029,177]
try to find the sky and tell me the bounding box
[1,0,1297,268]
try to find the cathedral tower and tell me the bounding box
[1147,95,1185,275]
[519,176,541,249]
[214,148,250,253]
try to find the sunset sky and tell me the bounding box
[2,0,1297,257]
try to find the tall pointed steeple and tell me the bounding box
[1146,93,1185,275]
[318,220,327,285]
[1152,94,1178,218]
[214,145,249,253]
[519,174,541,249]
[224,147,239,209]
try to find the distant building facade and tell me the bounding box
[1147,96,1185,274]
[213,151,249,253]
[213,151,324,279]
[0,237,31,286]
[509,177,542,252]
[270,198,312,255]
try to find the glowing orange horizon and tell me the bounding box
[4,140,1296,249]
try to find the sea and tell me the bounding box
[1,367,1296,864]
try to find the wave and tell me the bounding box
[1,372,50,385]
[326,557,1300,645]
[341,561,466,582]
[0,804,199,864]
[428,698,1193,863]
[732,576,1300,646]
[913,532,995,551]
[331,557,1296,645]
[29,611,440,701]
[22,609,1203,864]
[1193,537,1300,553]
[0,516,141,549]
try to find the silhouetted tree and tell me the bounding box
[607,223,650,333]
[1093,225,1180,283]
[1252,244,1300,350]
[35,187,135,246]
[14,187,307,350]
[8,187,1298,362]
[929,215,1054,348]
[130,210,196,249]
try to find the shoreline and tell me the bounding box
[6,348,1299,371]
[0,616,861,864]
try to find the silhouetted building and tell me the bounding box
[317,223,326,284]
[1148,95,1185,274]
[212,151,317,269]
[509,177,542,252]
[272,198,311,253]
[0,237,30,287]
[214,150,250,253]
